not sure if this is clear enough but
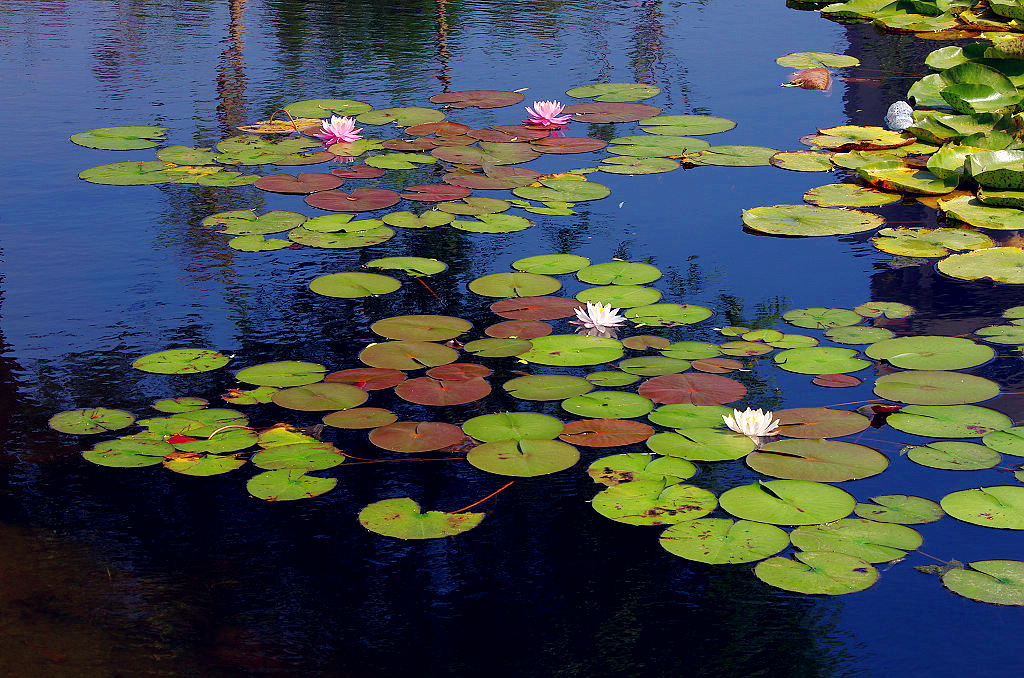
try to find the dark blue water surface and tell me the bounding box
[1,1,1023,676]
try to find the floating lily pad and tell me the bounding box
[79,160,181,185]
[246,470,337,501]
[719,480,855,525]
[770,151,836,172]
[438,197,511,216]
[561,391,653,419]
[577,262,662,285]
[203,210,307,236]
[790,518,921,563]
[755,551,877,595]
[804,183,901,207]
[365,152,438,170]
[687,145,779,166]
[132,348,230,374]
[563,102,662,123]
[394,376,491,406]
[171,428,257,454]
[748,439,888,481]
[429,90,524,109]
[356,107,445,127]
[155,145,219,164]
[254,172,343,194]
[452,214,534,233]
[639,114,736,136]
[467,439,579,476]
[512,254,590,275]
[874,370,1000,405]
[531,136,609,154]
[854,301,915,319]
[646,428,756,461]
[742,204,885,236]
[575,285,661,309]
[250,442,346,471]
[519,334,624,366]
[309,272,400,298]
[558,419,655,447]
[163,452,246,476]
[938,246,1024,283]
[565,83,660,102]
[854,494,944,524]
[364,257,447,277]
[588,453,697,486]
[462,338,532,357]
[236,361,325,387]
[512,178,611,202]
[784,307,861,329]
[618,356,690,376]
[887,404,1013,438]
[330,166,386,179]
[871,227,995,257]
[490,296,587,320]
[660,518,790,564]
[50,408,135,435]
[370,315,471,341]
[906,441,1001,470]
[152,397,208,414]
[966,150,1024,190]
[443,165,542,189]
[359,497,484,539]
[592,481,717,526]
[776,52,860,68]
[305,188,401,212]
[775,347,870,375]
[398,184,472,202]
[462,412,564,442]
[381,211,454,229]
[358,341,459,370]
[271,383,368,411]
[659,342,721,360]
[943,560,1024,605]
[811,125,914,151]
[369,421,465,453]
[865,335,994,370]
[939,63,1023,115]
[433,142,540,166]
[71,125,167,150]
[623,335,671,350]
[288,225,394,248]
[976,324,1024,344]
[626,304,712,327]
[607,135,709,157]
[325,138,384,156]
[284,98,372,118]
[940,195,1024,230]
[83,439,172,467]
[587,371,640,387]
[483,320,552,340]
[774,407,870,438]
[599,157,680,174]
[228,235,290,251]
[857,162,959,194]
[824,326,895,344]
[983,426,1024,457]
[638,373,746,405]
[222,386,278,405]
[941,486,1024,529]
[647,404,733,429]
[469,272,561,298]
[502,375,593,401]
[322,407,398,429]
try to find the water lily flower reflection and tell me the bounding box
[570,301,626,338]
[723,408,780,441]
[524,100,571,128]
[313,115,363,146]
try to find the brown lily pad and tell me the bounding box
[812,374,863,388]
[330,166,386,179]
[485,320,553,339]
[406,121,473,137]
[395,376,492,406]
[563,102,662,123]
[398,184,473,202]
[425,363,492,381]
[638,373,747,405]
[254,172,344,194]
[382,139,437,151]
[324,368,407,390]
[429,90,525,109]
[490,296,582,320]
[443,166,543,190]
[305,188,401,212]
[690,357,744,374]
[368,421,466,453]
[432,142,541,166]
[322,407,398,429]
[775,407,870,438]
[467,126,551,143]
[530,137,609,154]
[558,419,656,447]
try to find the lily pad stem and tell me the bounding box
[451,481,515,513]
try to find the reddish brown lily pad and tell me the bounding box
[431,136,477,147]
[775,407,871,439]
[638,373,747,405]
[690,357,744,374]
[468,126,552,142]
[322,407,398,429]
[622,336,671,350]
[368,421,466,453]
[331,166,386,179]
[430,90,525,109]
[490,296,582,320]
[425,363,492,381]
[432,142,541,166]
[254,172,344,194]
[563,102,662,123]
[395,376,492,406]
[324,367,407,390]
[406,121,472,137]
[305,188,401,212]
[398,184,473,202]
[275,151,337,166]
[812,374,863,388]
[443,166,542,190]
[530,137,609,154]
[558,419,656,447]
[383,139,437,151]
[485,320,553,339]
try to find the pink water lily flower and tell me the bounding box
[313,115,363,145]
[524,100,571,128]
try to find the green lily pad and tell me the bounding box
[940,195,1024,230]
[271,383,368,411]
[575,285,662,309]
[748,439,889,481]
[467,439,579,477]
[774,407,870,438]
[856,162,959,195]
[364,257,447,277]
[592,481,717,526]
[462,338,533,357]
[939,63,1023,114]
[854,494,944,524]
[784,307,862,328]
[512,254,591,274]
[943,560,1024,605]
[132,348,232,375]
[356,106,445,127]
[586,371,640,387]
[938,246,1024,283]
[468,272,561,298]
[452,214,534,233]
[562,391,653,419]
[977,187,1024,209]
[825,326,895,344]
[854,301,915,319]
[599,157,680,174]
[755,551,877,595]
[202,210,307,236]
[874,370,1000,405]
[865,335,994,370]
[587,453,697,486]
[626,304,712,327]
[519,334,624,366]
[171,428,257,454]
[646,428,756,461]
[247,470,337,501]
[365,152,438,170]
[71,125,167,150]
[770,151,836,172]
[659,342,722,360]
[433,141,540,166]
[152,397,208,414]
[871,227,995,257]
[804,183,901,207]
[966,150,1024,189]
[774,347,870,375]
[358,498,484,539]
[439,197,511,216]
[790,518,921,563]
[309,272,401,298]
[607,135,709,157]
[512,178,611,202]
[776,52,860,68]
[358,341,459,370]
[887,404,1013,438]
[370,315,472,341]
[565,83,660,102]
[222,386,279,405]
[79,160,181,185]
[661,518,790,564]
[638,114,736,136]
[235,361,326,387]
[941,486,1024,529]
[687,145,779,166]
[462,412,564,442]
[720,480,856,525]
[83,439,173,467]
[49,408,136,435]
[163,453,246,476]
[742,204,885,236]
[228,235,291,252]
[250,442,346,471]
[647,403,733,429]
[283,99,372,118]
[618,356,690,376]
[982,426,1024,457]
[381,211,454,229]
[155,145,220,164]
[577,262,662,285]
[906,441,1001,470]
[502,375,594,401]
[288,225,394,249]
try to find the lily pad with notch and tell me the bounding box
[309,272,400,298]
[865,335,994,370]
[941,486,1024,529]
[565,83,660,102]
[742,204,885,236]
[646,428,755,461]
[588,453,697,486]
[235,361,325,388]
[938,246,1024,283]
[322,407,398,429]
[132,348,230,374]
[791,519,922,564]
[369,421,465,453]
[592,481,717,526]
[639,114,736,136]
[370,315,471,341]
[854,494,944,524]
[748,439,888,481]
[563,102,662,123]
[71,125,167,150]
[660,518,790,564]
[906,441,1001,470]
[887,404,1013,438]
[271,383,368,412]
[558,419,655,447]
[502,375,593,401]
[381,211,454,229]
[364,257,448,277]
[467,439,579,476]
[83,439,172,467]
[358,341,459,370]
[755,551,877,595]
[247,470,337,501]
[202,210,307,235]
[305,188,401,212]
[429,90,524,109]
[50,408,136,435]
[874,370,1000,405]
[462,412,564,442]
[720,479,856,525]
[359,498,484,539]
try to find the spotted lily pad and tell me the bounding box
[626,304,712,327]
[906,441,1001,470]
[811,125,914,151]
[854,494,944,524]
[871,227,995,257]
[235,361,325,387]
[770,151,836,172]
[755,551,877,595]
[742,205,885,236]
[202,210,307,236]
[50,408,135,435]
[790,519,920,563]
[660,518,789,564]
[132,348,230,374]
[646,428,756,461]
[592,481,717,525]
[941,486,1024,529]
[887,404,1013,438]
[588,453,697,486]
[940,196,1024,230]
[359,498,483,539]
[943,560,1024,605]
[467,439,579,476]
[938,247,1024,283]
[856,162,959,195]
[804,183,901,207]
[246,470,337,501]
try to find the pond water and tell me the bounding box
[1,0,1023,676]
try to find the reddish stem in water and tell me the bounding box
[451,481,516,513]
[415,276,442,300]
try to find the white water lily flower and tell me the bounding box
[570,301,626,335]
[723,408,780,440]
